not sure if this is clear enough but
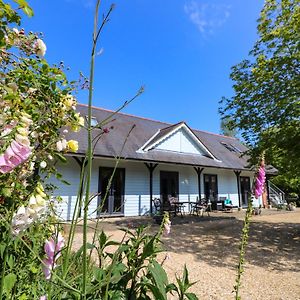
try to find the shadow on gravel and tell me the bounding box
[114,213,300,272]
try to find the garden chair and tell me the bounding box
[223,198,234,212]
[152,198,162,214]
[168,196,185,217]
[157,196,179,217]
[191,198,210,217]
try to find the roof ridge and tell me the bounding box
[159,121,185,131]
[77,103,236,140]
[194,129,237,140]
[77,103,170,126]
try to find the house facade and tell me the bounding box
[49,104,275,220]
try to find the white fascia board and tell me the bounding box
[136,129,161,153]
[138,123,221,162]
[182,125,221,162]
[142,124,183,152]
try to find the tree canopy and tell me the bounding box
[219,0,300,194]
[220,116,238,137]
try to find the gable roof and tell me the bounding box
[139,121,219,160]
[65,104,277,173]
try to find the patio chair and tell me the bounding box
[168,196,185,217]
[223,199,234,212]
[152,198,162,214]
[191,198,210,217]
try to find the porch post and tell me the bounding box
[265,174,271,207]
[145,163,158,214]
[194,167,204,201]
[234,170,242,208]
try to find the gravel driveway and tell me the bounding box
[69,208,300,300]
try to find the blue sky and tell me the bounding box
[21,0,264,134]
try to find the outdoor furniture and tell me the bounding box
[190,198,211,217]
[152,197,186,217]
[153,197,177,216]
[223,199,234,212]
[153,198,162,214]
[216,196,226,211]
[168,196,185,217]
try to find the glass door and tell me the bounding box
[204,174,218,201]
[160,171,179,204]
[240,176,251,207]
[98,167,125,215]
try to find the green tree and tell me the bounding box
[219,0,300,195]
[220,116,238,137]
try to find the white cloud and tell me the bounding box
[184,1,231,35]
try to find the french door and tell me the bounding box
[160,171,179,204]
[240,176,251,207]
[98,167,125,215]
[204,174,218,201]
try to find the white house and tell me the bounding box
[49,104,276,220]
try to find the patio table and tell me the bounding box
[172,201,197,215]
[171,202,186,217]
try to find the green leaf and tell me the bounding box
[55,172,62,179]
[143,283,166,300]
[185,292,199,300]
[0,243,6,258]
[19,294,28,300]
[141,236,156,260]
[98,230,107,247]
[166,283,178,293]
[13,0,33,16]
[55,74,64,81]
[105,240,120,247]
[7,255,14,268]
[183,264,189,286]
[3,273,17,294]
[92,266,105,282]
[30,265,38,274]
[54,152,67,163]
[22,5,33,17]
[76,242,95,257]
[110,262,126,284]
[148,261,168,299]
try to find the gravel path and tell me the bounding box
[69,208,300,300]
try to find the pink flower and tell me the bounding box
[164,219,171,235]
[254,160,266,198]
[0,140,32,174]
[44,238,56,258]
[42,232,65,280]
[40,296,47,300]
[42,257,54,280]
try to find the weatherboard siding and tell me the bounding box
[47,158,261,220]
